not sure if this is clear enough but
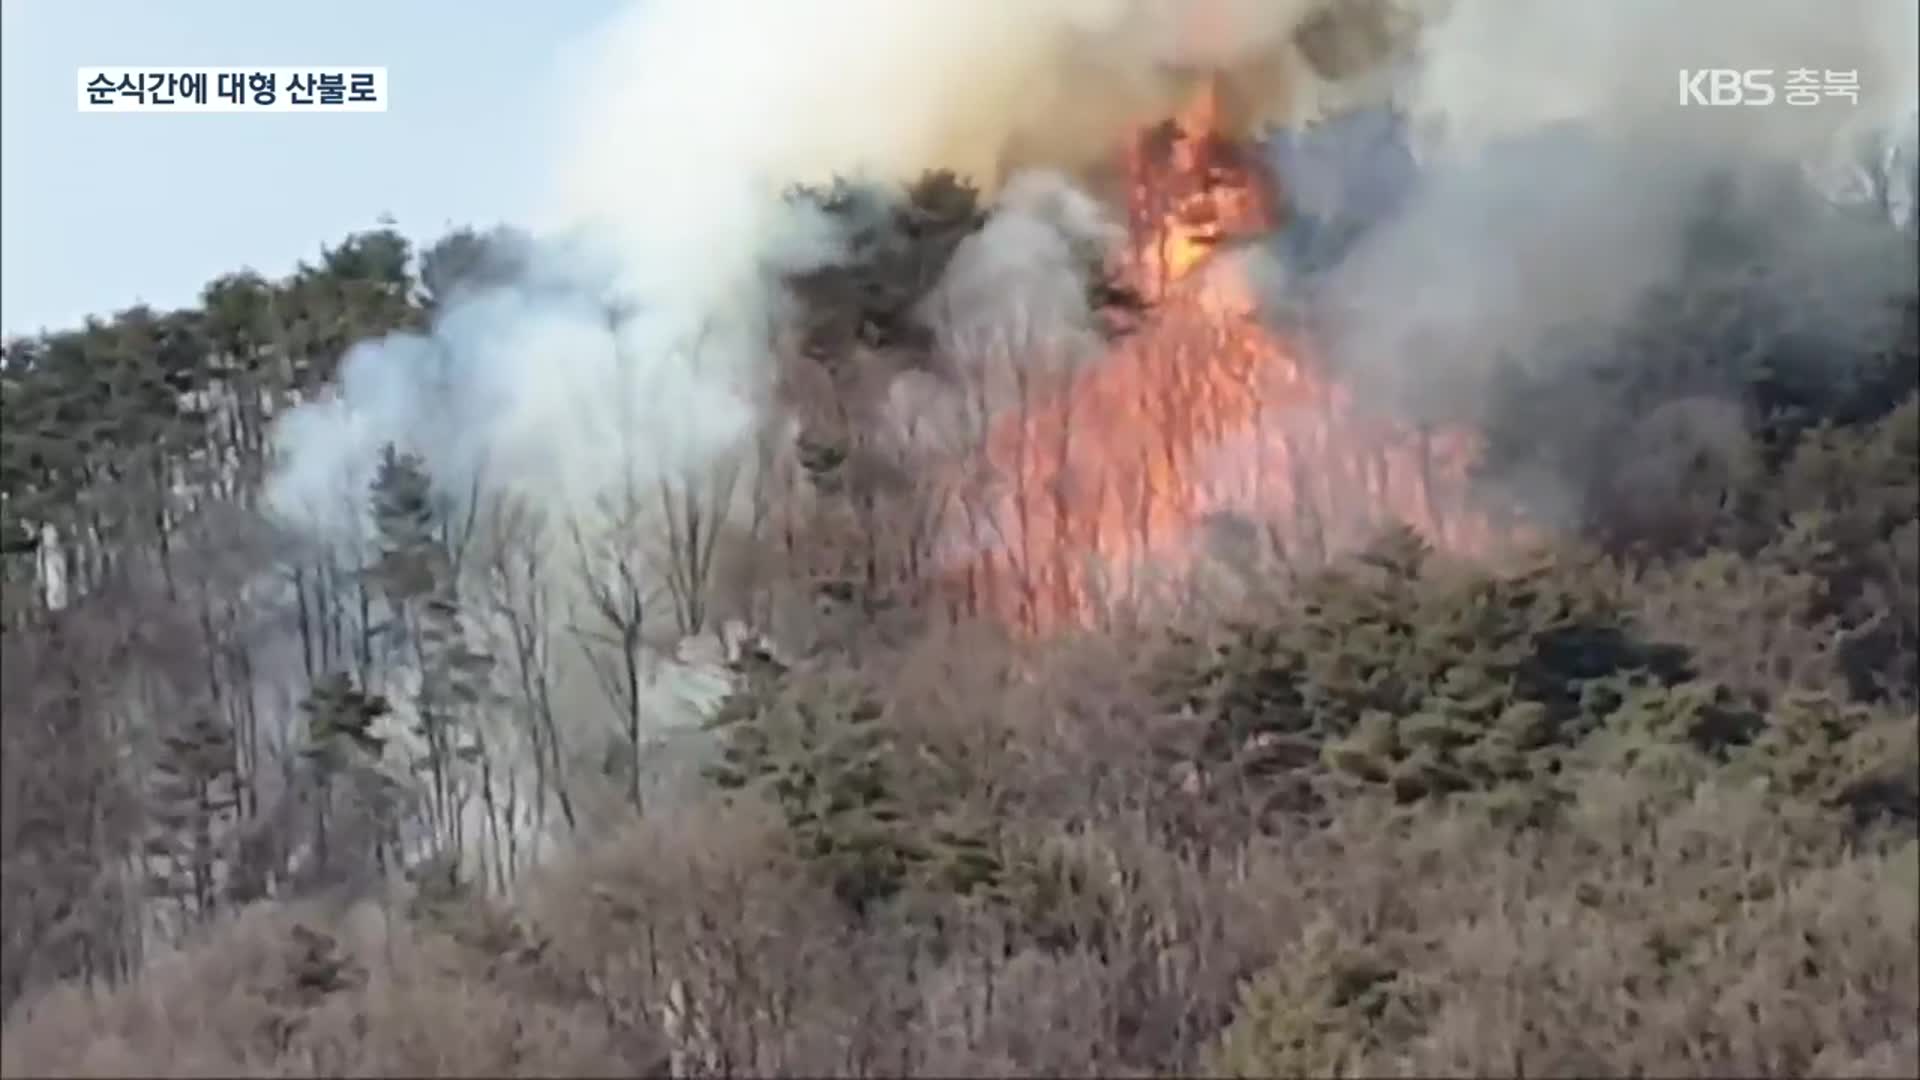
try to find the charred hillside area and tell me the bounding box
[5,77,1920,1080]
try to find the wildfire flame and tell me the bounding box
[950,78,1506,634]
[1128,78,1279,296]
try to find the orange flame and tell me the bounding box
[947,81,1507,634]
[1127,77,1278,299]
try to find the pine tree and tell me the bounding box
[365,444,500,887]
[709,663,925,915]
[297,671,394,888]
[145,709,239,923]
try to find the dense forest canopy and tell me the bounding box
[3,112,1918,1076]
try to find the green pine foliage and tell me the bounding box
[1152,526,1711,822]
[708,661,926,914]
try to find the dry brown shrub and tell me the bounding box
[521,791,920,1077]
[6,595,1916,1079]
[1206,774,1920,1078]
[0,899,652,1078]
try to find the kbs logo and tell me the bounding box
[1678,69,1776,106]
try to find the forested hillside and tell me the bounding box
[2,151,1917,1077]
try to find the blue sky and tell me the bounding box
[0,0,625,338]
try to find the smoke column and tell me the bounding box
[267,0,1384,549]
[260,0,1918,842]
[1278,0,1917,435]
[260,1,1397,851]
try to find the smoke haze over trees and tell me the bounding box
[2,1,1918,1075]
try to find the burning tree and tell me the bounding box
[948,76,1512,635]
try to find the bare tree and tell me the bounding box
[481,495,578,857]
[657,456,744,640]
[569,488,656,816]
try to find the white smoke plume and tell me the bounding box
[922,170,1122,378]
[266,0,1920,585]
[1402,0,1918,155]
[261,0,1391,860]
[1293,0,1918,423]
[269,0,1381,548]
[259,0,1917,860]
